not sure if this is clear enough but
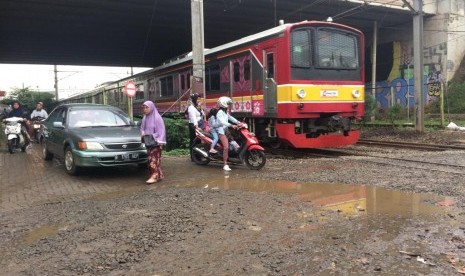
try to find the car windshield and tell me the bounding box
[68,109,132,128]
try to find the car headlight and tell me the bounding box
[352,89,361,98]
[78,141,104,150]
[297,89,306,99]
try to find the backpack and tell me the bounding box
[207,107,218,119]
[184,107,189,119]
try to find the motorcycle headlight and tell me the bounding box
[78,141,104,150]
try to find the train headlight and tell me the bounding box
[297,89,306,99]
[352,89,361,98]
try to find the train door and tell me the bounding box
[263,48,277,115]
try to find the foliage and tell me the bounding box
[1,87,57,113]
[444,82,465,113]
[164,148,190,156]
[388,103,403,125]
[362,94,377,122]
[163,115,189,151]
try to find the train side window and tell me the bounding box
[187,73,191,89]
[135,83,144,100]
[160,76,174,97]
[206,64,220,93]
[181,74,185,90]
[233,62,240,82]
[266,53,274,79]
[244,60,251,80]
[148,79,155,100]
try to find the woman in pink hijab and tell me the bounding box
[141,100,166,184]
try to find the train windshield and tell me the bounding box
[290,27,361,81]
[316,29,359,69]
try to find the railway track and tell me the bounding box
[357,139,465,151]
[266,141,465,175]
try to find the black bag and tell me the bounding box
[143,134,158,148]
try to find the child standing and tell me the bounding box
[207,107,219,153]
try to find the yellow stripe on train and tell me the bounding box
[277,84,364,102]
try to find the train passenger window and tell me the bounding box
[244,60,251,81]
[181,75,185,90]
[291,29,312,68]
[205,64,220,92]
[148,79,155,100]
[233,62,240,82]
[266,53,274,79]
[187,73,191,89]
[160,76,174,97]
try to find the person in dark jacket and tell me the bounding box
[7,101,28,118]
[6,101,31,144]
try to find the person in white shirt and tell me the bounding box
[187,93,205,159]
[30,102,48,120]
[215,96,240,171]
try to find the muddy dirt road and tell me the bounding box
[2,132,465,275]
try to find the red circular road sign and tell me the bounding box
[125,81,136,97]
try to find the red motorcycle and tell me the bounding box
[191,123,266,170]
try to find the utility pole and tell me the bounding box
[54,65,59,100]
[413,0,424,131]
[371,21,377,121]
[191,0,205,99]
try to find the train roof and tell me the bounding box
[153,20,363,72]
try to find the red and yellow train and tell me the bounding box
[64,20,365,148]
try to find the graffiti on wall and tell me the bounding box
[367,41,447,109]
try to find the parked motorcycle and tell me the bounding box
[3,117,29,153]
[191,123,266,170]
[30,116,46,143]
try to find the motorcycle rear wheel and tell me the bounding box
[244,149,266,170]
[191,143,210,165]
[7,139,15,154]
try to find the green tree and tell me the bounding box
[1,87,56,113]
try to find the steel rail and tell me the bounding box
[357,139,465,151]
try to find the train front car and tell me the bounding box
[275,21,365,148]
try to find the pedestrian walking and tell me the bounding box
[140,100,166,184]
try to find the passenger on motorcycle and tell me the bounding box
[6,101,31,144]
[30,102,48,141]
[216,96,240,171]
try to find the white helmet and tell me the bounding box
[218,96,233,108]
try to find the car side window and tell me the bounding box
[48,108,62,124]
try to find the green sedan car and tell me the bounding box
[40,103,148,175]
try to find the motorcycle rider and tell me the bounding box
[6,100,31,145]
[30,102,48,141]
[30,102,48,120]
[216,96,240,171]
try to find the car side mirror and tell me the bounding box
[53,121,64,128]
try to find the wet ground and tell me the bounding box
[2,136,465,275]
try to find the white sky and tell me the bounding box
[0,64,151,99]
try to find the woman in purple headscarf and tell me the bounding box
[141,101,166,184]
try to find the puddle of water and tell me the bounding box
[24,225,61,245]
[88,186,145,201]
[170,174,450,219]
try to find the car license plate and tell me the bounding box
[116,153,138,161]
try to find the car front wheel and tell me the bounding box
[64,146,80,175]
[42,140,53,161]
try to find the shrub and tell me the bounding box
[445,82,465,113]
[362,94,377,122]
[163,116,190,151]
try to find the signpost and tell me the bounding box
[125,81,136,120]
